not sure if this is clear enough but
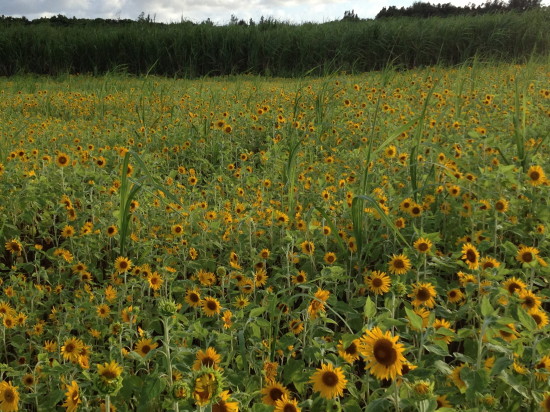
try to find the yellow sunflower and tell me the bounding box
[134,338,159,358]
[337,339,361,363]
[516,246,539,264]
[114,256,132,273]
[409,282,437,308]
[0,380,20,412]
[364,271,391,295]
[433,319,455,344]
[449,363,467,390]
[211,390,239,412]
[202,297,221,317]
[97,360,123,384]
[300,240,315,255]
[519,289,541,311]
[184,289,202,308]
[309,363,347,399]
[147,272,164,291]
[5,239,23,256]
[62,380,81,412]
[359,327,406,381]
[193,347,221,371]
[261,381,290,405]
[56,152,70,167]
[274,395,301,412]
[527,165,546,186]
[502,277,526,295]
[413,237,432,254]
[541,392,550,412]
[461,243,479,270]
[530,308,549,329]
[61,337,84,363]
[388,254,411,275]
[289,319,304,335]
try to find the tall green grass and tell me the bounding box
[0,9,548,77]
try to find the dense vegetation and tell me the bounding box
[0,8,548,77]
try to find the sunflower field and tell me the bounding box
[0,61,549,411]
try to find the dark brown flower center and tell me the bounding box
[345,342,357,355]
[466,250,477,262]
[207,301,217,310]
[102,370,117,380]
[4,389,15,402]
[530,171,540,180]
[202,357,215,367]
[283,405,297,412]
[418,243,428,251]
[321,371,339,387]
[373,339,397,366]
[417,287,431,301]
[270,388,284,401]
[190,293,199,302]
[393,259,404,269]
[372,278,383,287]
[142,345,151,354]
[521,252,533,263]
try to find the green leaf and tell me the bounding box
[249,306,267,318]
[481,296,495,317]
[434,360,452,375]
[364,296,377,318]
[405,306,423,330]
[365,398,390,412]
[490,357,513,376]
[283,358,305,385]
[515,306,537,332]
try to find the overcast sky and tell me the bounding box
[0,0,531,24]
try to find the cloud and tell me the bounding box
[4,0,495,23]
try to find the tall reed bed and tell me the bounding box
[0,9,548,77]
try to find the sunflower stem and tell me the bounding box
[105,394,110,412]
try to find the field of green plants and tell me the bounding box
[0,61,549,411]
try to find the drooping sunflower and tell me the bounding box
[134,338,159,358]
[193,347,221,371]
[364,271,391,295]
[0,380,20,412]
[62,380,81,412]
[261,381,290,405]
[97,360,123,384]
[388,254,411,275]
[449,363,467,390]
[289,319,304,335]
[461,243,479,270]
[274,395,301,412]
[337,339,361,363]
[527,165,546,186]
[202,297,221,317]
[359,327,406,381]
[409,282,437,308]
[309,363,347,399]
[516,246,539,264]
[193,370,222,407]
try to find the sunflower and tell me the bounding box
[359,327,406,381]
[291,271,307,284]
[447,288,464,304]
[530,308,549,329]
[519,289,541,311]
[61,225,76,238]
[202,297,221,317]
[197,269,216,286]
[502,277,526,295]
[114,256,132,273]
[193,347,221,371]
[97,360,123,384]
[413,237,432,254]
[310,363,347,399]
[274,395,301,412]
[494,198,509,213]
[134,338,158,358]
[436,394,452,409]
[409,282,437,308]
[254,268,268,287]
[234,295,249,309]
[497,323,518,342]
[0,380,20,412]
[337,339,361,363]
[147,272,163,291]
[289,319,304,335]
[22,374,35,388]
[449,363,467,390]
[56,152,70,167]
[480,257,500,270]
[62,380,81,412]
[185,289,202,307]
[388,254,411,275]
[5,239,23,256]
[433,319,455,344]
[61,337,84,363]
[516,246,539,264]
[541,392,550,412]
[364,271,391,295]
[300,240,315,255]
[461,243,479,270]
[261,381,290,405]
[323,252,337,265]
[211,390,238,412]
[96,304,111,319]
[527,165,546,186]
[193,370,221,407]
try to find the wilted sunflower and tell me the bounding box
[309,363,347,399]
[261,381,290,405]
[359,327,406,381]
[62,380,81,412]
[364,271,391,295]
[193,347,221,371]
[134,338,158,358]
[202,297,221,317]
[461,243,479,270]
[388,254,411,275]
[0,380,20,412]
[409,282,437,308]
[274,395,301,412]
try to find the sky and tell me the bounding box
[0,0,518,24]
